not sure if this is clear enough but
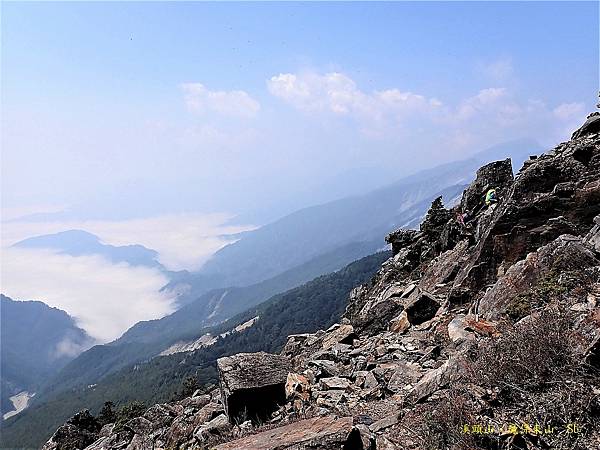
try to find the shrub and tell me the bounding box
[113,401,147,432]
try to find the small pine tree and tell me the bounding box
[113,401,147,432]
[98,401,116,426]
[179,376,200,400]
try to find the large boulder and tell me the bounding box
[572,112,600,139]
[404,292,441,325]
[478,234,599,319]
[212,415,355,450]
[217,352,291,424]
[385,229,419,256]
[408,357,461,403]
[584,215,600,253]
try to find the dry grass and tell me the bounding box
[389,304,599,450]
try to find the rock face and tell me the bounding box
[460,158,514,213]
[217,352,292,424]
[43,114,600,450]
[212,416,355,450]
[478,234,599,319]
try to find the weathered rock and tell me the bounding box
[478,235,599,319]
[408,357,461,402]
[376,435,399,450]
[387,361,422,393]
[322,324,356,349]
[386,229,419,256]
[404,292,441,325]
[460,158,514,213]
[389,310,410,333]
[194,413,230,442]
[320,376,351,390]
[285,373,310,401]
[282,334,315,356]
[356,370,379,390]
[217,352,292,424]
[212,415,354,450]
[193,402,225,427]
[420,196,453,241]
[447,314,475,343]
[585,215,600,252]
[315,389,345,408]
[369,413,399,432]
[307,359,348,378]
[125,432,152,450]
[572,112,600,139]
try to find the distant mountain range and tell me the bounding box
[14,229,166,270]
[170,138,541,304]
[0,295,94,418]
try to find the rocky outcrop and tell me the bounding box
[478,234,599,319]
[572,111,600,139]
[460,158,514,213]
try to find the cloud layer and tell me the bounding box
[181,83,260,118]
[1,247,176,342]
[267,70,586,147]
[2,213,252,271]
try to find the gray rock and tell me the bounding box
[584,215,600,252]
[409,357,461,402]
[404,292,441,325]
[217,352,292,424]
[320,377,351,390]
[572,112,600,139]
[194,413,230,441]
[478,235,598,319]
[447,314,475,343]
[369,413,399,432]
[212,415,354,450]
[322,324,355,350]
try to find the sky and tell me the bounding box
[1,1,598,341]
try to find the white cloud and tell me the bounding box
[267,71,443,137]
[268,69,588,149]
[1,247,176,342]
[454,88,509,121]
[478,58,515,82]
[1,213,253,271]
[52,336,93,359]
[553,102,586,121]
[181,83,260,118]
[0,212,255,342]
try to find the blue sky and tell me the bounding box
[2,1,598,221]
[1,1,598,339]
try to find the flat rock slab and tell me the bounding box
[213,416,354,450]
[322,324,356,350]
[217,352,292,423]
[217,352,292,392]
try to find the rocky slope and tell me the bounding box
[42,114,599,450]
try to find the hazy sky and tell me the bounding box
[2,1,597,221]
[1,2,598,341]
